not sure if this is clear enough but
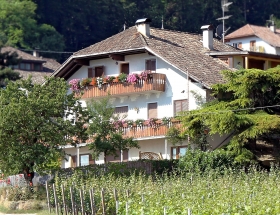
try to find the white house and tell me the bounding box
[225,23,280,56]
[52,19,280,168]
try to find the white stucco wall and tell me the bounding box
[67,53,206,120]
[226,36,276,54]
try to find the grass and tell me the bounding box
[0,204,55,214]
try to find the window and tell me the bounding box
[250,40,256,51]
[88,66,104,78]
[171,146,188,159]
[146,59,156,71]
[238,42,242,49]
[174,99,188,116]
[71,154,94,167]
[114,106,128,119]
[148,102,157,118]
[19,63,31,70]
[80,154,89,166]
[34,63,41,71]
[120,63,129,74]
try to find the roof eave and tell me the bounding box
[52,47,146,79]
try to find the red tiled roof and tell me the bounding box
[59,26,239,88]
[225,24,280,47]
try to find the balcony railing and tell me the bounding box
[77,73,166,99]
[121,120,181,139]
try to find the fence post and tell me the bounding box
[89,188,96,215]
[53,183,59,215]
[101,188,106,215]
[164,206,167,215]
[70,186,75,215]
[80,189,85,215]
[45,181,51,213]
[126,202,129,215]
[113,188,118,201]
[61,185,67,215]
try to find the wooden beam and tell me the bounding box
[109,54,125,61]
[245,56,248,69]
[74,59,90,66]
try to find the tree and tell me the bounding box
[0,45,21,87]
[87,97,139,163]
[0,0,64,54]
[0,77,88,183]
[176,67,280,163]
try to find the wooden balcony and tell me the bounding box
[121,121,181,139]
[78,73,166,99]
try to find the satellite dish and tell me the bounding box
[215,24,223,39]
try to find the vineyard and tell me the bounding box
[48,166,280,215]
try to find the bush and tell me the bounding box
[178,149,243,174]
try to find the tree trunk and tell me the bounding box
[23,164,35,186]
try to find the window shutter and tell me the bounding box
[174,100,188,115]
[71,155,77,167]
[182,100,188,111]
[114,106,128,119]
[89,154,94,165]
[121,63,129,74]
[148,103,158,118]
[88,68,95,77]
[95,66,104,77]
[146,59,156,71]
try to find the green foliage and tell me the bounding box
[0,185,46,201]
[0,77,89,176]
[178,149,246,174]
[34,0,280,53]
[0,46,21,87]
[166,126,186,145]
[0,0,64,56]
[50,166,280,214]
[87,96,139,162]
[178,67,280,163]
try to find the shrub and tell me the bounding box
[178,149,243,174]
[118,73,127,83]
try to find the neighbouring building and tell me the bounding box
[52,19,280,168]
[225,23,280,69]
[2,47,61,84]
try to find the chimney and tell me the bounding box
[33,49,39,57]
[201,25,214,50]
[135,18,152,38]
[270,21,276,33]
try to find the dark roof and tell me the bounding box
[42,57,62,72]
[225,24,280,47]
[2,46,45,62]
[55,26,240,88]
[14,69,53,84]
[1,46,61,84]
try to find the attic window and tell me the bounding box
[20,63,31,71]
[146,59,156,71]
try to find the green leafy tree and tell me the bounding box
[87,97,139,163]
[0,77,88,183]
[0,0,64,53]
[0,45,21,87]
[177,67,280,163]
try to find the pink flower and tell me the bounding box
[69,79,80,91]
